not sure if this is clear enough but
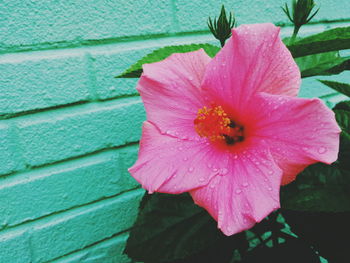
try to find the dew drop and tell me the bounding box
[268,187,273,191]
[235,189,242,194]
[233,154,238,159]
[188,167,194,172]
[221,168,228,175]
[268,170,274,175]
[210,184,215,189]
[189,76,194,81]
[318,146,327,154]
[183,157,188,161]
[199,177,205,182]
[242,182,249,187]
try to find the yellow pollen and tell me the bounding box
[194,105,231,141]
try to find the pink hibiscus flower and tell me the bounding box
[129,23,340,236]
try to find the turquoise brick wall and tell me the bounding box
[0,1,349,262]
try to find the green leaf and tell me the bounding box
[318,80,350,97]
[295,52,350,78]
[334,109,350,135]
[332,106,350,171]
[333,100,350,112]
[287,26,350,58]
[124,193,246,263]
[116,44,220,78]
[281,163,350,212]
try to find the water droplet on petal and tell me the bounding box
[318,146,327,154]
[183,157,188,161]
[242,182,249,187]
[199,177,205,182]
[188,167,194,172]
[233,154,238,159]
[268,187,273,191]
[235,189,242,194]
[178,147,183,151]
[221,168,228,175]
[268,170,274,175]
[210,184,215,189]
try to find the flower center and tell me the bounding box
[194,105,244,145]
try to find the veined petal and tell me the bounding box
[137,49,211,140]
[247,93,341,185]
[202,23,300,111]
[190,142,282,236]
[129,121,224,194]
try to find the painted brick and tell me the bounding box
[0,122,24,175]
[174,0,350,32]
[90,48,149,100]
[0,0,172,50]
[300,71,350,99]
[0,149,138,228]
[16,98,145,167]
[0,51,90,116]
[52,233,131,263]
[0,229,32,263]
[89,34,215,100]
[30,189,144,263]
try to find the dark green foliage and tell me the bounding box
[282,210,350,263]
[296,52,350,78]
[319,80,350,97]
[287,26,350,58]
[241,237,321,263]
[207,5,236,47]
[280,163,350,212]
[115,43,220,78]
[125,193,246,263]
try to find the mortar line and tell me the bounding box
[0,141,140,180]
[0,19,349,56]
[0,187,143,235]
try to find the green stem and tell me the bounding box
[289,26,301,45]
[220,38,226,47]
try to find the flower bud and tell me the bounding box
[208,5,236,47]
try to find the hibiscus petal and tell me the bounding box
[247,93,341,185]
[137,49,211,140]
[202,23,300,111]
[129,121,227,194]
[190,142,282,236]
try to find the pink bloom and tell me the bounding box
[129,23,340,236]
